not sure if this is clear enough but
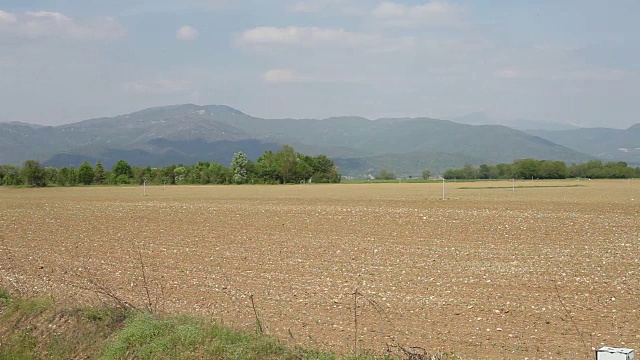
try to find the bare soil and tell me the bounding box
[1,180,638,359]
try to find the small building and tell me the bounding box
[596,347,635,360]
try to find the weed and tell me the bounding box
[7,296,52,316]
[0,289,10,304]
[1,293,460,359]
[82,307,129,324]
[0,330,38,359]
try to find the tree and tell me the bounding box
[604,161,636,178]
[0,165,22,185]
[513,159,539,179]
[496,163,513,178]
[462,164,478,179]
[276,145,297,184]
[78,161,95,185]
[173,167,187,183]
[57,167,70,186]
[311,154,340,183]
[295,154,314,183]
[478,164,491,179]
[206,162,229,184]
[538,160,567,179]
[21,160,46,186]
[376,169,396,180]
[442,169,465,180]
[421,168,431,180]
[256,150,280,184]
[44,167,59,185]
[231,152,250,184]
[112,160,133,184]
[133,165,154,185]
[192,162,210,184]
[94,161,106,184]
[160,165,177,184]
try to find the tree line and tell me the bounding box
[442,159,640,180]
[0,145,341,187]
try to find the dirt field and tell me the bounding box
[1,180,638,359]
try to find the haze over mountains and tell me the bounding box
[451,112,582,131]
[1,104,638,177]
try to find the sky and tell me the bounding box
[0,0,638,128]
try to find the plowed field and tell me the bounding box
[1,180,638,359]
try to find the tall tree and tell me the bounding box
[44,167,59,185]
[78,161,95,185]
[376,169,396,180]
[0,165,22,185]
[57,167,70,186]
[21,160,46,186]
[295,154,314,183]
[478,164,490,179]
[207,162,229,184]
[276,145,297,184]
[112,160,133,184]
[173,166,187,183]
[311,154,340,183]
[513,159,538,179]
[462,164,478,179]
[230,152,250,184]
[256,150,280,184]
[94,161,106,184]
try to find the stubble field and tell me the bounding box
[1,180,638,359]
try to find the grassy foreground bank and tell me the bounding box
[0,289,458,360]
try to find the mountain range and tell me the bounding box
[451,112,581,131]
[1,104,638,177]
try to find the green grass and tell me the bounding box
[100,313,387,360]
[5,296,53,316]
[0,289,458,359]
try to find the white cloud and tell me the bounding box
[236,26,413,51]
[0,10,17,24]
[286,0,363,14]
[0,10,126,40]
[372,1,466,28]
[238,26,369,46]
[176,25,199,41]
[122,80,193,95]
[261,67,374,84]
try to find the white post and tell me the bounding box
[143,180,147,196]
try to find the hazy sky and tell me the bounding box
[0,1,638,128]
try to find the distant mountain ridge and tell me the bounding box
[452,112,581,131]
[527,125,640,165]
[1,104,635,177]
